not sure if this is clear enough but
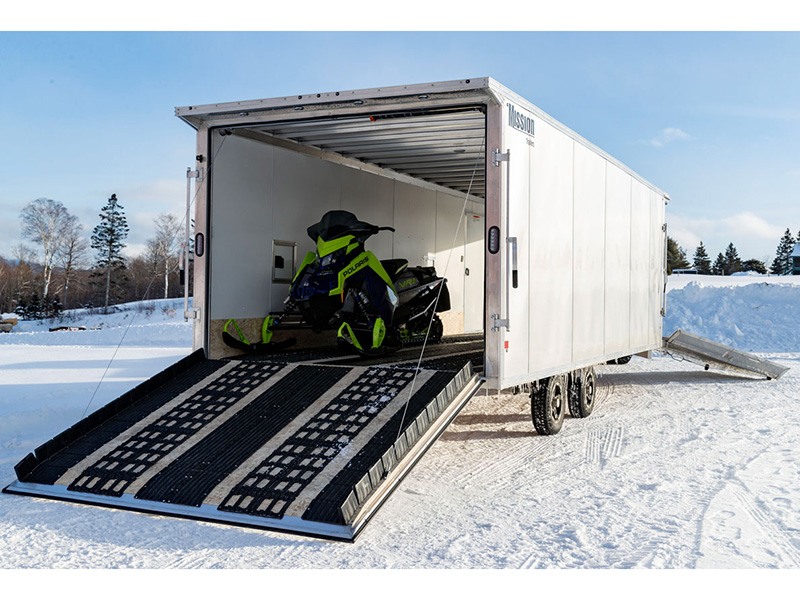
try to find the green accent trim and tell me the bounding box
[292,251,317,283]
[372,317,386,349]
[337,321,363,351]
[316,235,355,257]
[328,250,396,297]
[346,242,360,254]
[261,315,274,344]
[224,318,249,344]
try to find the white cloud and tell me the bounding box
[667,211,782,261]
[650,127,691,148]
[721,212,782,241]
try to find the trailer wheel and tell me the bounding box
[616,355,632,364]
[568,367,596,418]
[531,374,566,435]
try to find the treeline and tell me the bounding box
[667,227,800,276]
[0,195,190,318]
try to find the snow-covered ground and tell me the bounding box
[1,281,799,572]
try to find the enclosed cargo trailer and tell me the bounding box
[5,78,672,539]
[181,77,668,385]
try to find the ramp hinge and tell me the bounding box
[187,168,201,180]
[492,148,510,166]
[491,314,509,331]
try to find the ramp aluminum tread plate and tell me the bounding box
[4,354,481,541]
[663,329,790,380]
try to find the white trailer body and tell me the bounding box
[178,77,668,390]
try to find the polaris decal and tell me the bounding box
[508,103,535,137]
[342,256,369,278]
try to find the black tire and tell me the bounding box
[531,374,566,435]
[616,355,632,365]
[568,367,596,418]
[428,314,444,343]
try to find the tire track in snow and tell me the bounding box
[584,425,625,468]
[731,482,800,567]
[454,437,553,491]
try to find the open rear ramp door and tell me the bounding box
[663,329,789,380]
[3,346,482,541]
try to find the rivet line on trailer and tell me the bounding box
[79,135,229,419]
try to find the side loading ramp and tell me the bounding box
[3,338,483,541]
[662,329,789,380]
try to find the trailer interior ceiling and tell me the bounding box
[236,106,487,199]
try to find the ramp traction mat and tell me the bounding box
[66,361,287,497]
[135,364,347,506]
[217,366,419,520]
[18,355,223,486]
[5,349,479,539]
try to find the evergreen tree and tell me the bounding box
[770,228,795,275]
[692,241,712,274]
[91,194,129,310]
[723,242,742,275]
[666,237,690,274]
[712,252,726,275]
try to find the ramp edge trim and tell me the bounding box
[346,365,483,539]
[2,481,355,541]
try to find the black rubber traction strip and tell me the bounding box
[134,364,348,507]
[301,369,458,525]
[13,350,214,484]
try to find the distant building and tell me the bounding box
[792,243,800,275]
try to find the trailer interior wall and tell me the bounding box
[205,131,485,357]
[497,99,667,388]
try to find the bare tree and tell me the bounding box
[57,215,89,308]
[20,198,77,299]
[146,213,182,299]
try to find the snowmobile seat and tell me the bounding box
[380,259,409,282]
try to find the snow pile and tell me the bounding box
[664,279,800,353]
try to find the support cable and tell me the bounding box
[394,134,486,442]
[80,134,228,419]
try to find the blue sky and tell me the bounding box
[2,28,800,264]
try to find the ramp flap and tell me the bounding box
[663,329,789,380]
[3,353,481,541]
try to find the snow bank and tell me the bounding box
[664,278,800,353]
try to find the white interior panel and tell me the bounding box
[392,183,437,268]
[209,134,275,320]
[603,163,632,355]
[464,207,485,332]
[435,192,467,326]
[341,169,396,260]
[572,143,607,358]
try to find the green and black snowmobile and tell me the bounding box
[286,210,450,355]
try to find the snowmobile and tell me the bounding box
[284,210,450,356]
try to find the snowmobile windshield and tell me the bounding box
[307,210,379,242]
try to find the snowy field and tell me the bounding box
[1,279,800,577]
